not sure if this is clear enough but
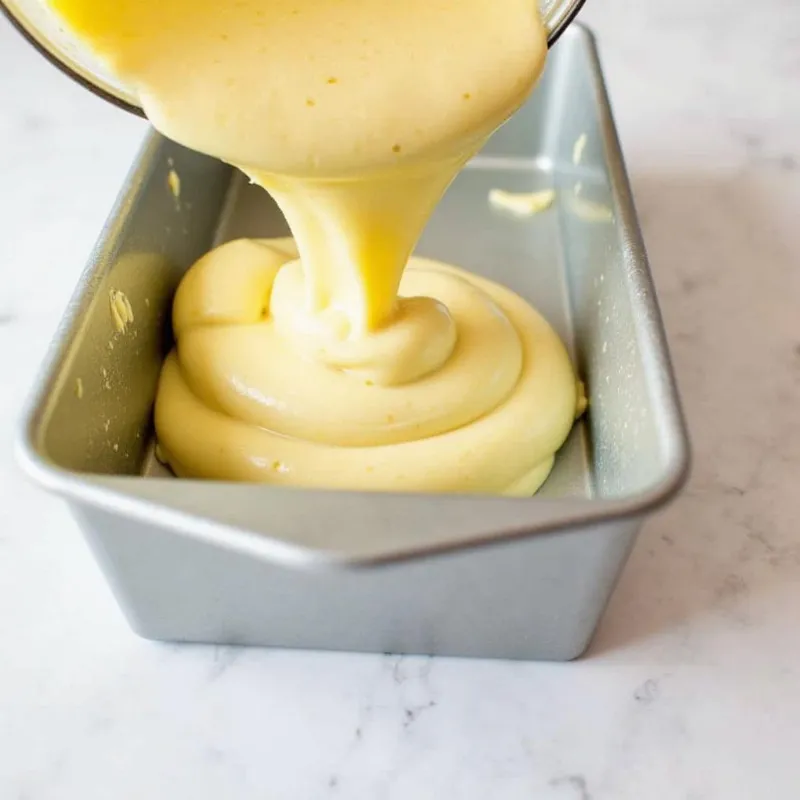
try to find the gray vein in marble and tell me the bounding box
[550,774,592,800]
[731,128,799,172]
[207,645,245,682]
[633,678,661,706]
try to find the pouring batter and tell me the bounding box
[50,0,584,495]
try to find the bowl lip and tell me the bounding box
[547,0,588,48]
[13,22,691,571]
[1,0,586,118]
[0,1,145,117]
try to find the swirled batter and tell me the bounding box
[156,238,579,494]
[50,0,584,495]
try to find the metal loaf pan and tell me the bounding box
[18,25,689,661]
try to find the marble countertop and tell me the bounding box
[2,2,799,797]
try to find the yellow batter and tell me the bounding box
[50,0,584,496]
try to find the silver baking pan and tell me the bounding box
[17,24,689,661]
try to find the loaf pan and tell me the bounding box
[17,25,689,661]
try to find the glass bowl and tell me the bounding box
[1,0,586,116]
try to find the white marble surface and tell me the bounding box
[1,1,799,797]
